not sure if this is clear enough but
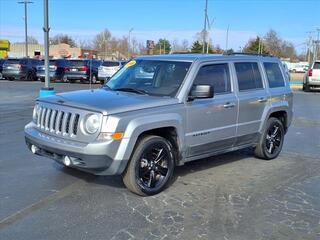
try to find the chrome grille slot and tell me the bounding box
[58,112,65,133]
[40,108,47,129]
[65,113,72,134]
[49,110,57,132]
[73,114,80,135]
[45,109,52,130]
[61,112,69,135]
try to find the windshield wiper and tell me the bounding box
[114,87,149,95]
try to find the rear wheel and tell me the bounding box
[61,74,68,83]
[69,79,76,84]
[26,72,33,81]
[254,117,285,160]
[91,74,97,84]
[122,135,175,196]
[303,83,310,92]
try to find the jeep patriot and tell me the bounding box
[25,54,293,195]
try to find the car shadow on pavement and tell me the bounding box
[52,162,126,189]
[51,148,254,190]
[172,148,254,183]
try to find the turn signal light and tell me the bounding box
[98,132,124,141]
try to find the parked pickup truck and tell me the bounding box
[24,54,293,196]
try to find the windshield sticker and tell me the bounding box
[124,60,136,68]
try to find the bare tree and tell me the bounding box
[50,34,77,47]
[92,29,112,59]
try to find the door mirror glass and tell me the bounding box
[189,85,214,100]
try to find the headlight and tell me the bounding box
[84,114,101,134]
[32,105,39,123]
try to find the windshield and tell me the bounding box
[104,60,191,97]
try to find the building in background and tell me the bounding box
[7,42,127,60]
[49,43,81,58]
[9,43,44,58]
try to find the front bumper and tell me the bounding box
[24,123,128,175]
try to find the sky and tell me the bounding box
[0,0,318,53]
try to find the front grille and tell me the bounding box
[37,106,80,137]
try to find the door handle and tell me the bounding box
[223,102,236,108]
[257,97,268,103]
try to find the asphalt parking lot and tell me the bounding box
[0,81,319,240]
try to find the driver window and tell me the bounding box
[193,63,231,94]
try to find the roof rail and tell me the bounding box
[223,52,274,57]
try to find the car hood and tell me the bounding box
[38,88,179,115]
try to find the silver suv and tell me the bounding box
[303,61,320,91]
[25,54,293,196]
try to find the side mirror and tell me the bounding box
[189,85,214,101]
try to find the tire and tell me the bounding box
[254,117,285,160]
[69,79,75,84]
[122,135,175,196]
[61,74,68,83]
[304,83,310,92]
[91,74,97,84]
[40,78,45,82]
[26,72,33,81]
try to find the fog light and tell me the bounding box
[63,156,72,166]
[31,145,39,154]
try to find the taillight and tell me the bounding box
[49,65,57,70]
[79,66,88,71]
[308,69,312,77]
[64,67,70,71]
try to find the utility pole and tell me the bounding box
[225,25,229,51]
[39,0,55,97]
[128,28,133,59]
[316,28,320,61]
[163,40,166,54]
[202,0,208,53]
[18,0,33,57]
[306,31,313,64]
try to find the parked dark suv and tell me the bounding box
[0,58,6,79]
[2,58,41,81]
[36,59,69,82]
[64,59,102,84]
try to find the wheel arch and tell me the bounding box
[114,114,185,174]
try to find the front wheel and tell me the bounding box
[254,117,285,160]
[122,135,175,196]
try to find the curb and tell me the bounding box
[290,84,302,90]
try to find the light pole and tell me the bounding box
[40,0,55,97]
[202,0,208,53]
[225,25,229,52]
[128,28,133,59]
[18,0,33,57]
[316,28,320,61]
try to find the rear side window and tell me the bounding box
[314,62,320,69]
[69,60,88,66]
[102,61,120,67]
[235,62,263,91]
[263,62,285,88]
[6,59,20,64]
[193,63,231,94]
